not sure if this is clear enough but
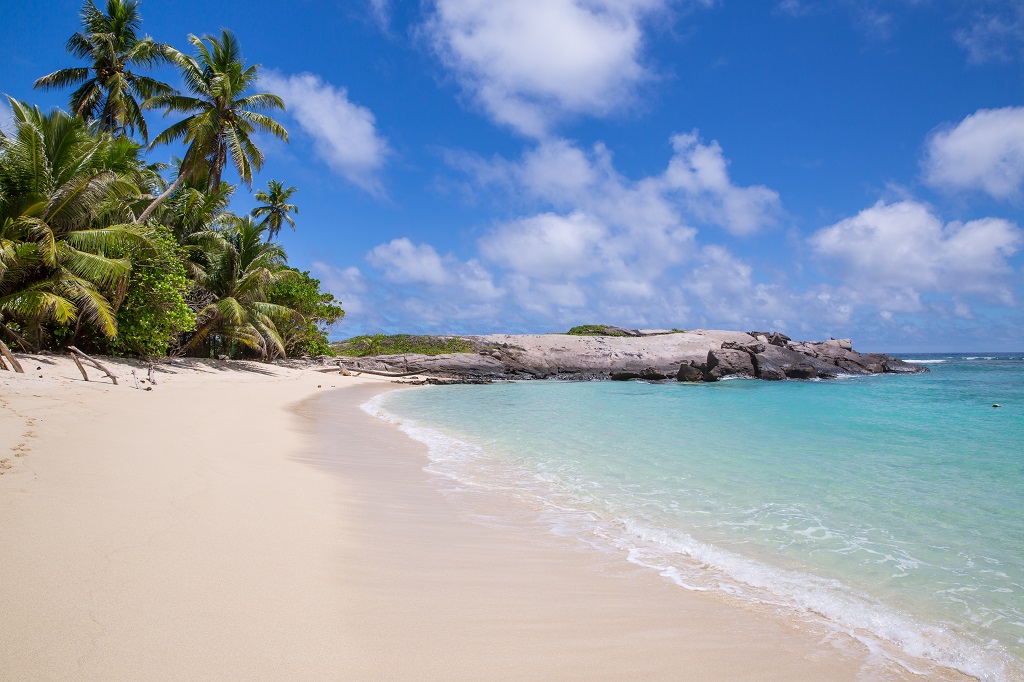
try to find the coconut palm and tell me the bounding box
[252,179,297,240]
[0,99,149,348]
[34,0,171,142]
[183,216,297,358]
[139,30,288,223]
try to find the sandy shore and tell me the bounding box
[0,355,966,680]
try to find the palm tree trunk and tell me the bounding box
[137,170,188,223]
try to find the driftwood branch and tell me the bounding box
[68,346,118,385]
[147,362,157,385]
[70,352,89,381]
[334,365,429,378]
[0,338,24,373]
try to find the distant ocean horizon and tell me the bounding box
[365,353,1024,681]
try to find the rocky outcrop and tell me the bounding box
[704,348,756,381]
[676,362,704,382]
[329,330,926,383]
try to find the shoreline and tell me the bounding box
[306,383,968,680]
[1,357,970,679]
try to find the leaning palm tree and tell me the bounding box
[251,179,297,240]
[183,216,296,359]
[0,99,149,348]
[34,0,171,142]
[139,29,288,223]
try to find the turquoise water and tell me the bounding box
[366,354,1024,680]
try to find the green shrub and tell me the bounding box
[268,268,345,357]
[566,324,628,337]
[108,228,196,357]
[332,334,474,357]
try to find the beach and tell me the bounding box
[0,357,968,680]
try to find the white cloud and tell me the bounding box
[367,238,450,285]
[462,131,779,238]
[924,106,1024,201]
[261,71,389,194]
[479,211,607,279]
[425,0,667,137]
[366,237,503,298]
[955,4,1024,63]
[663,132,781,235]
[809,200,1023,311]
[439,131,780,322]
[0,99,14,136]
[311,262,368,315]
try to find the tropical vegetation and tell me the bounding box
[332,334,475,357]
[566,325,631,337]
[1,0,342,361]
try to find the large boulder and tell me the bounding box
[754,344,838,380]
[789,342,886,374]
[755,357,787,381]
[722,340,766,354]
[639,367,669,380]
[706,348,757,378]
[676,362,704,382]
[882,358,924,374]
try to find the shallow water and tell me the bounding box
[366,354,1024,681]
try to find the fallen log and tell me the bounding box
[334,365,429,378]
[68,346,118,385]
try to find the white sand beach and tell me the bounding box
[0,356,969,680]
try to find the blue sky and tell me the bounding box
[3,0,1024,351]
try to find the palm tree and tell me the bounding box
[183,216,297,358]
[34,0,171,142]
[252,179,297,240]
[0,99,149,348]
[139,30,288,223]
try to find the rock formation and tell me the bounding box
[328,330,925,383]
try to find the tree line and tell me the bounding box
[0,0,343,361]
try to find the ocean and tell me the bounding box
[364,353,1024,681]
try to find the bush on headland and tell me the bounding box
[0,0,342,361]
[332,334,475,357]
[566,325,631,337]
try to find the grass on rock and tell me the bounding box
[332,334,475,357]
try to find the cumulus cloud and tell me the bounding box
[462,131,779,237]
[479,211,608,279]
[367,238,450,285]
[311,262,368,315]
[261,71,389,194]
[425,0,668,137]
[366,237,502,298]
[809,200,1023,312]
[923,107,1024,201]
[429,131,777,320]
[663,132,781,235]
